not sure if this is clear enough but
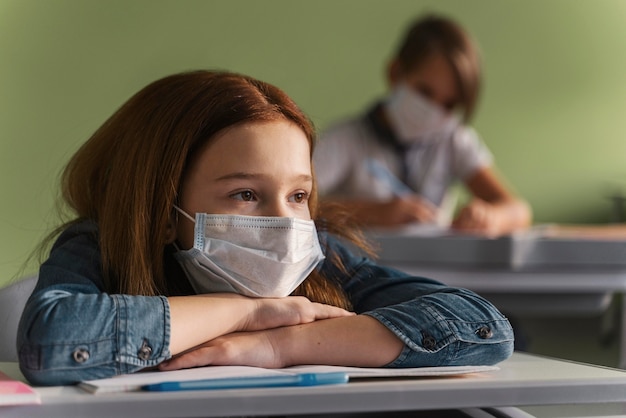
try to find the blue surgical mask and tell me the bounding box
[173,209,325,298]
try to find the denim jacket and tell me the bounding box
[18,220,513,386]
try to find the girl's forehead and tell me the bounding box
[192,120,312,175]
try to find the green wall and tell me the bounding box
[2,0,626,286]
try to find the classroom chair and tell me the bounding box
[0,275,37,362]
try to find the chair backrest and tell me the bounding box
[0,276,37,362]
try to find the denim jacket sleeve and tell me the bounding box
[17,221,172,386]
[321,234,514,367]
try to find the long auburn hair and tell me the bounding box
[394,15,482,122]
[55,70,367,309]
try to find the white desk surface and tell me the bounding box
[2,352,626,418]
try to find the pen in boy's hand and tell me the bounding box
[365,159,414,197]
[366,158,440,223]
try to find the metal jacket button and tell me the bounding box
[72,348,90,363]
[138,340,153,360]
[422,333,437,350]
[477,326,493,339]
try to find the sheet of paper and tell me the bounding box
[80,365,289,394]
[367,223,453,238]
[79,364,499,394]
[286,364,499,378]
[0,371,40,405]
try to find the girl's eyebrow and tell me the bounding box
[215,172,260,181]
[215,172,313,183]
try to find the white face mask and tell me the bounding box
[385,83,459,144]
[173,210,325,298]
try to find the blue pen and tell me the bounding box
[366,159,414,197]
[142,372,349,391]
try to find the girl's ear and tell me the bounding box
[164,218,177,244]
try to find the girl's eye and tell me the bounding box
[231,190,256,201]
[290,192,308,204]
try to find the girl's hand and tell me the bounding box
[242,296,354,332]
[159,329,282,371]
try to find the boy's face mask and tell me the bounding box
[385,83,459,144]
[173,209,325,298]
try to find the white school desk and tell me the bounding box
[1,353,626,418]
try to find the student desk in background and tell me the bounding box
[2,352,626,418]
[367,225,626,368]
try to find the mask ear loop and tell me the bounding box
[172,205,196,251]
[173,205,197,223]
